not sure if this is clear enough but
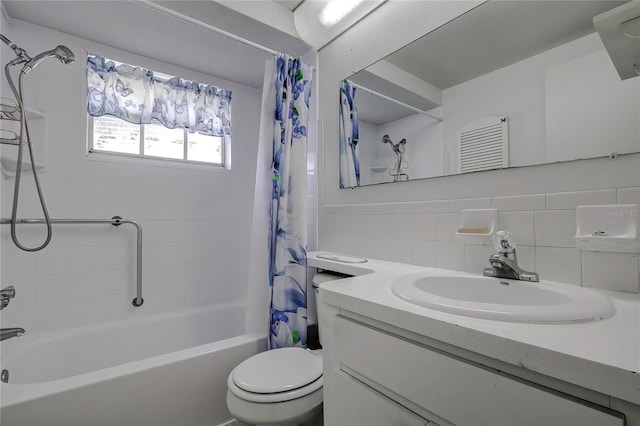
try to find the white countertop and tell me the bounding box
[308,251,640,405]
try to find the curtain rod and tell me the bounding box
[130,0,315,72]
[131,0,280,56]
[351,82,443,122]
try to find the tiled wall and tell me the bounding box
[318,187,640,292]
[0,20,261,334]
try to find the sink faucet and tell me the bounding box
[483,231,539,282]
[1,328,25,341]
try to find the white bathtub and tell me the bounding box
[0,301,267,426]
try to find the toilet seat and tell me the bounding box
[228,347,323,403]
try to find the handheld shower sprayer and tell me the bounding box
[22,45,75,74]
[1,34,76,251]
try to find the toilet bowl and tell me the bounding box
[226,272,345,425]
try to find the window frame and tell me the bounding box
[87,115,226,168]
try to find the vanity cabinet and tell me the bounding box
[328,315,626,426]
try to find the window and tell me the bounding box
[90,116,223,165]
[86,55,231,166]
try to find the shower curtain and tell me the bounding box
[339,79,360,188]
[268,54,313,349]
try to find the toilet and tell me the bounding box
[226,272,343,425]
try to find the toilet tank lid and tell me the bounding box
[312,272,350,285]
[231,347,323,394]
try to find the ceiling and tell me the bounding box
[274,1,304,12]
[1,0,311,89]
[383,1,627,90]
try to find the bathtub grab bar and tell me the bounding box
[0,216,144,307]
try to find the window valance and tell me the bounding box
[86,55,232,137]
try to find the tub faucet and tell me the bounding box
[0,285,16,310]
[1,328,25,341]
[483,231,539,282]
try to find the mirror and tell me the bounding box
[339,1,640,187]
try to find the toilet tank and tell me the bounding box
[312,272,350,347]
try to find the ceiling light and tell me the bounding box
[320,0,364,27]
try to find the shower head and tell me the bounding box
[21,45,75,74]
[381,134,391,144]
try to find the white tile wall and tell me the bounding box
[318,188,640,293]
[0,21,262,334]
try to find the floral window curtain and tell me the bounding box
[269,54,313,349]
[86,55,231,137]
[339,79,360,188]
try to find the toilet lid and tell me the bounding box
[232,347,323,394]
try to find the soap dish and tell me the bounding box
[575,204,639,253]
[455,208,497,244]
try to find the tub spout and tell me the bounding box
[1,327,25,341]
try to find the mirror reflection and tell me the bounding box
[339,1,640,188]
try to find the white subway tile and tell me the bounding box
[535,247,581,285]
[412,240,437,267]
[546,190,616,210]
[464,244,495,274]
[35,274,74,304]
[35,300,75,333]
[319,205,361,215]
[581,252,639,293]
[35,242,73,276]
[1,249,35,279]
[352,214,380,237]
[492,194,546,211]
[617,187,640,205]
[413,214,438,241]
[363,203,414,215]
[534,210,577,247]
[448,198,492,212]
[0,300,35,332]
[379,214,414,239]
[498,211,535,246]
[392,240,413,264]
[413,200,449,214]
[437,213,461,242]
[436,241,464,271]
[515,246,536,273]
[319,213,355,236]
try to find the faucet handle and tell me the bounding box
[0,285,16,311]
[493,231,516,254]
[1,285,16,299]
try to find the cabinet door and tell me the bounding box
[333,316,625,426]
[328,370,432,426]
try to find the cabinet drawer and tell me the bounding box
[328,370,432,426]
[334,316,624,426]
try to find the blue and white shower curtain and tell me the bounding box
[269,54,313,349]
[339,79,360,188]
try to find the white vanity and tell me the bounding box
[308,252,640,426]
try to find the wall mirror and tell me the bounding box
[338,1,640,188]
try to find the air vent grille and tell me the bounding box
[457,117,509,173]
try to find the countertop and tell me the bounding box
[308,251,640,405]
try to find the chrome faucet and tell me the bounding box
[483,231,539,282]
[0,285,16,310]
[1,328,25,341]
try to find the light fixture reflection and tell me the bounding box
[320,0,364,27]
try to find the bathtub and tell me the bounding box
[0,301,267,426]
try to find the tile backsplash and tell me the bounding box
[318,187,640,293]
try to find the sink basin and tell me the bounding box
[391,273,615,323]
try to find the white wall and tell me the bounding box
[442,33,639,174]
[0,19,262,334]
[316,1,640,292]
